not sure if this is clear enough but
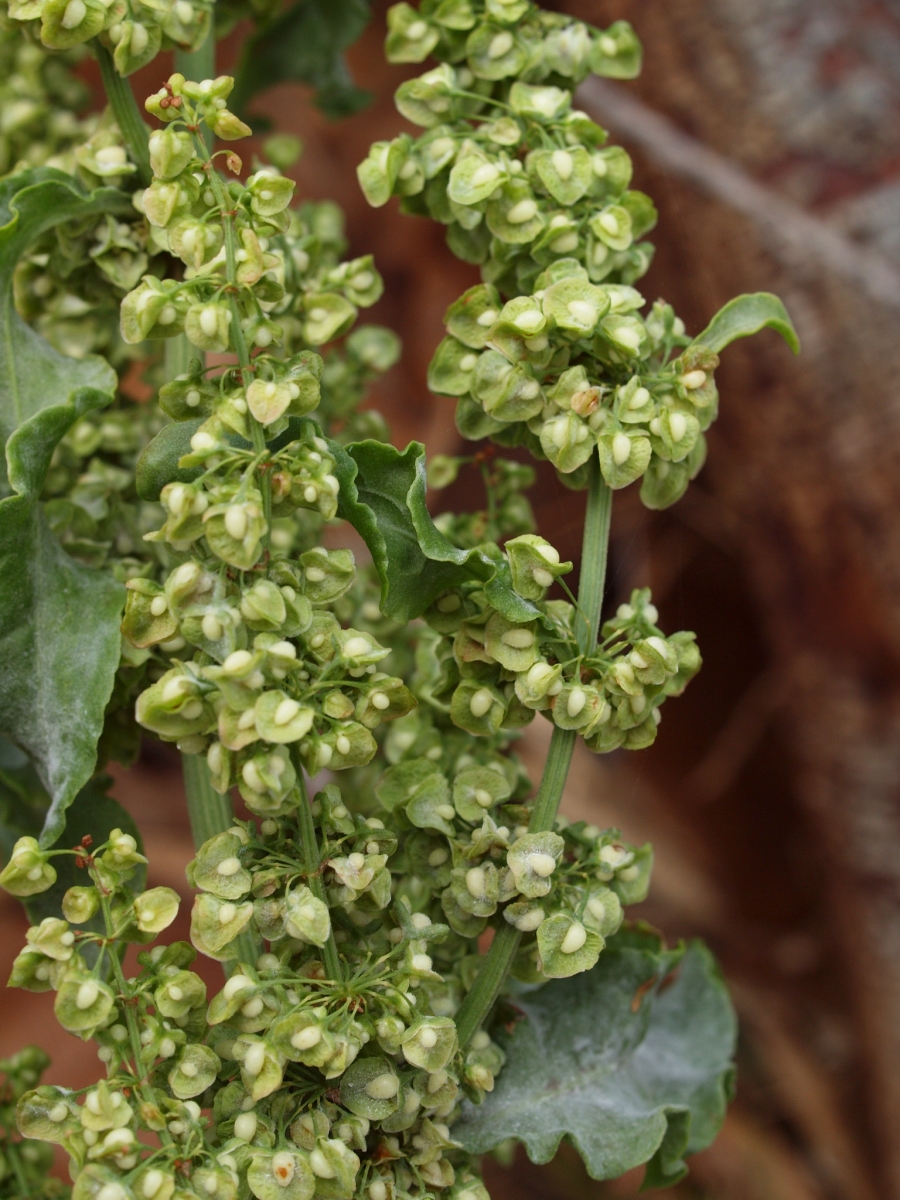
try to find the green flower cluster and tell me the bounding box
[358,2,646,294]
[5,0,214,76]
[121,74,385,369]
[127,545,418,807]
[360,1,720,509]
[429,278,717,506]
[0,1046,66,1198]
[418,554,699,753]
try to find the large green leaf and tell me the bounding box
[0,168,126,488]
[331,438,541,623]
[0,390,126,848]
[453,931,736,1189]
[0,737,145,931]
[690,292,800,355]
[231,0,372,121]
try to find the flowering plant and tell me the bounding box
[0,1,798,1196]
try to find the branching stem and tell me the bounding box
[454,454,613,1047]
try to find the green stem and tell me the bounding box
[5,1138,31,1197]
[454,452,613,1047]
[94,42,151,186]
[294,767,344,982]
[180,752,261,969]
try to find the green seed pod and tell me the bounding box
[238,746,297,813]
[112,18,161,75]
[354,677,416,729]
[283,886,331,947]
[339,1056,402,1120]
[302,292,357,346]
[16,1085,77,1143]
[543,19,593,77]
[185,302,233,353]
[508,81,570,121]
[168,1043,220,1099]
[606,842,653,905]
[530,146,593,206]
[0,836,57,897]
[471,352,543,423]
[507,831,564,899]
[357,137,409,207]
[248,1149,315,1200]
[597,429,652,489]
[485,181,544,245]
[233,1035,285,1100]
[537,913,602,978]
[582,887,623,937]
[270,1010,335,1067]
[40,0,106,50]
[203,497,267,570]
[447,150,508,207]
[552,683,607,732]
[540,411,596,474]
[386,2,440,61]
[122,579,178,648]
[253,691,315,745]
[136,668,214,741]
[70,1164,136,1200]
[467,23,527,79]
[26,917,75,962]
[452,764,510,820]
[240,580,287,631]
[133,886,180,933]
[483,612,538,672]
[61,885,99,925]
[148,126,194,181]
[450,679,506,737]
[209,107,253,141]
[599,313,650,360]
[450,862,499,918]
[141,179,189,228]
[394,64,457,128]
[651,405,701,463]
[541,276,610,336]
[248,170,296,217]
[445,283,503,349]
[300,547,355,605]
[190,893,255,958]
[589,19,643,79]
[169,217,223,270]
[54,968,115,1035]
[120,277,186,342]
[79,1080,133,1133]
[503,900,546,933]
[154,968,207,1018]
[427,336,480,397]
[505,534,572,600]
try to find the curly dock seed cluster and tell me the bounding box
[359,0,719,509]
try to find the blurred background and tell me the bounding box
[4,1,900,1196]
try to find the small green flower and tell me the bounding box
[168,1043,220,1099]
[507,832,564,899]
[0,837,57,897]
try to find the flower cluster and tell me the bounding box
[419,553,699,753]
[360,2,720,509]
[359,3,645,295]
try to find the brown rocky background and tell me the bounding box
[4,1,900,1196]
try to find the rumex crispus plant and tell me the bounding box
[0,0,799,1197]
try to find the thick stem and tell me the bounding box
[5,1139,30,1197]
[94,43,151,186]
[454,452,613,1046]
[294,768,344,982]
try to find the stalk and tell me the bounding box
[454,453,613,1047]
[294,767,344,982]
[94,43,151,186]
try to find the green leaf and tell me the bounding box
[0,169,126,488]
[690,292,800,355]
[0,389,125,848]
[0,745,144,928]
[453,935,736,1188]
[231,0,373,121]
[330,438,540,623]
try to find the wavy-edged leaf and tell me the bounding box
[0,168,127,488]
[0,390,125,847]
[0,739,144,931]
[690,292,799,355]
[330,438,540,623]
[231,0,372,121]
[453,932,736,1189]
